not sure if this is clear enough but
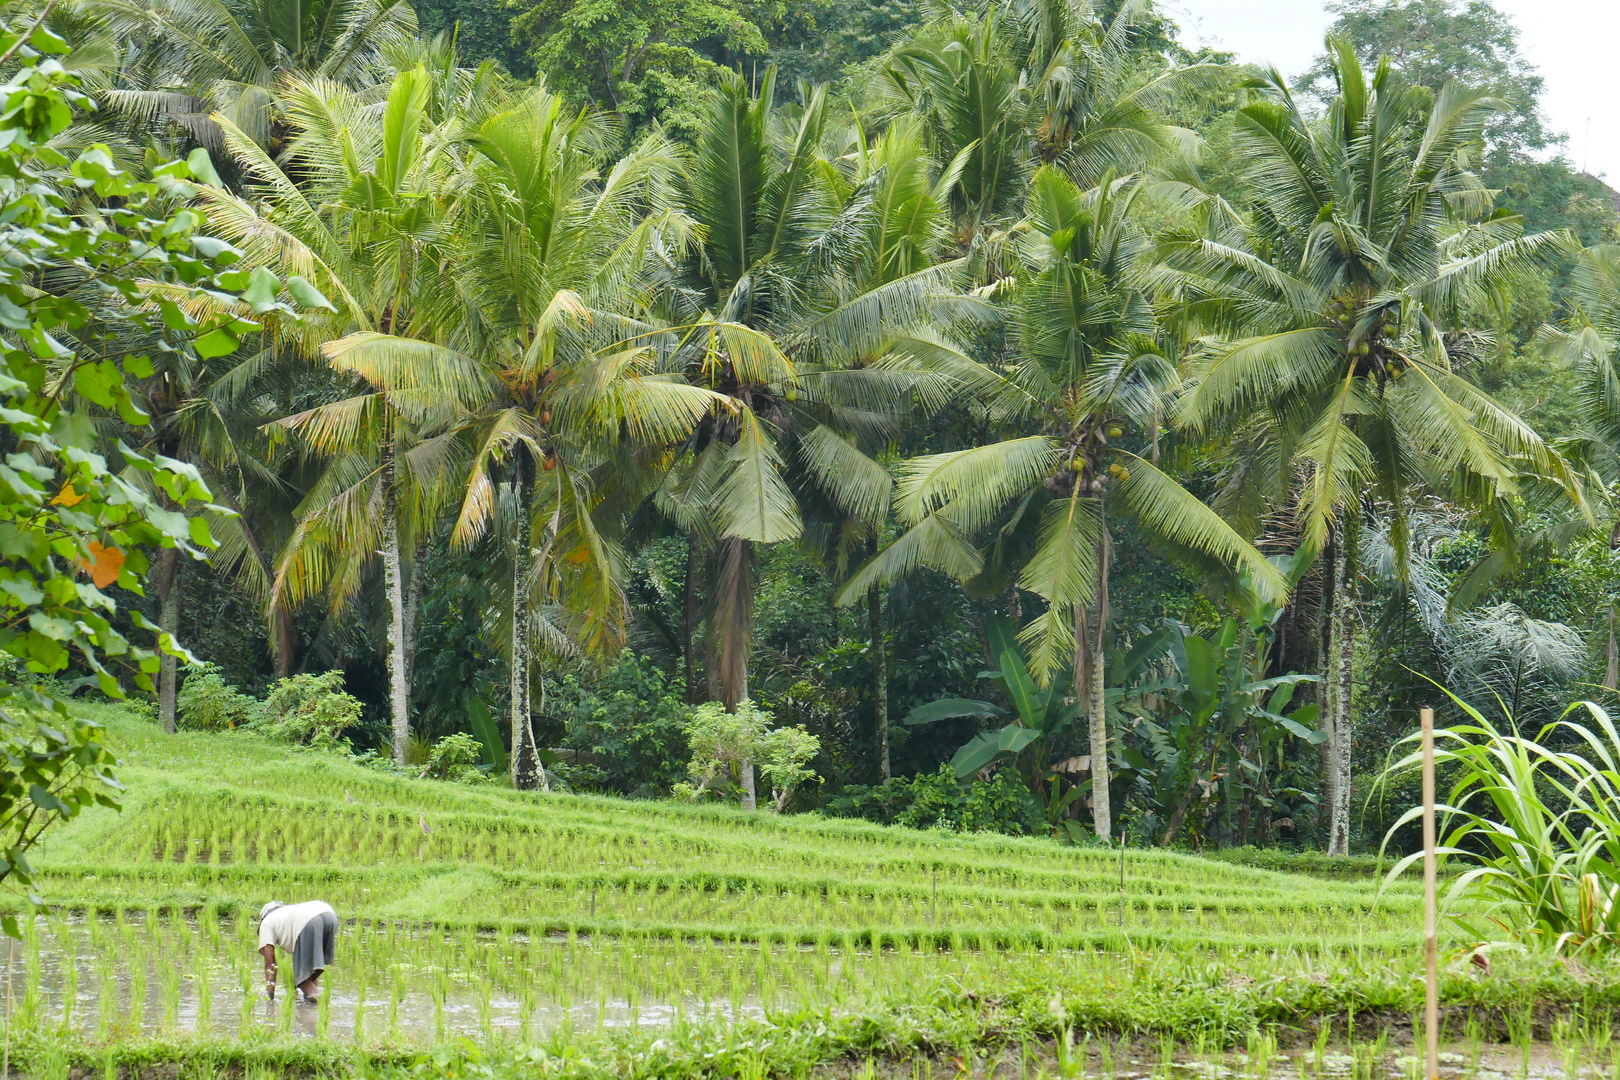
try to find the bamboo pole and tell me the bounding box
[1118,836,1126,927]
[1422,706,1438,1080]
[4,933,13,1080]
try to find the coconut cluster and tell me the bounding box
[1041,421,1130,497]
[1327,296,1405,384]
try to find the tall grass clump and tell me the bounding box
[1380,695,1620,952]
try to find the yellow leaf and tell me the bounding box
[84,541,125,588]
[52,484,87,507]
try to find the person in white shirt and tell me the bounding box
[257,900,339,1001]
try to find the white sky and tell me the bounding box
[1164,0,1620,185]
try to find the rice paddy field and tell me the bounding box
[6,705,1620,1080]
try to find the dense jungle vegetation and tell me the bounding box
[10,0,1620,1071]
[8,0,1620,874]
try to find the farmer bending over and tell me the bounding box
[258,900,338,1001]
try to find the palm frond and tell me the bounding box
[1113,450,1287,601]
[895,436,1062,530]
[796,425,893,526]
[714,409,802,543]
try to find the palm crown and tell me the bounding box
[1163,38,1586,854]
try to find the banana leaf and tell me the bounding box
[467,697,508,771]
[949,724,1041,777]
[903,698,1006,725]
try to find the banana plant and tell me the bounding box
[1115,617,1322,846]
[903,615,1082,778]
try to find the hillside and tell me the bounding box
[31,709,1420,956]
[5,707,1620,1079]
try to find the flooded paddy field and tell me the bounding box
[0,908,1082,1043]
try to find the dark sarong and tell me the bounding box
[292,909,338,984]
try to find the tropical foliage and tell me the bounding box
[0,15,328,933]
[1381,697,1620,953]
[8,0,1620,870]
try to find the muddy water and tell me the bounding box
[0,914,777,1042]
[908,1047,1615,1080]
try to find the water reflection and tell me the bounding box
[0,914,776,1043]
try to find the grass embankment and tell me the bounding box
[4,708,1616,1079]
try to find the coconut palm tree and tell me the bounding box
[193,65,468,763]
[659,71,982,801]
[89,0,416,150]
[321,80,740,789]
[840,165,1285,842]
[1164,39,1584,853]
[875,0,1213,236]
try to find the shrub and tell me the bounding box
[252,671,362,750]
[422,733,488,783]
[826,764,1042,836]
[552,654,692,795]
[176,665,260,731]
[960,769,1043,834]
[675,699,820,810]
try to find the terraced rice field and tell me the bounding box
[4,705,1432,1047]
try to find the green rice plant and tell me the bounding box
[1246,1029,1276,1078]
[160,956,182,1031]
[94,951,116,1039]
[353,960,367,1043]
[1380,696,1620,952]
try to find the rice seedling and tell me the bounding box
[8,708,1615,1072]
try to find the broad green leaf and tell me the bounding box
[193,326,238,359]
[903,698,1005,725]
[186,148,222,187]
[242,266,281,313]
[287,275,336,312]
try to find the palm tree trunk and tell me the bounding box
[717,537,752,708]
[379,448,410,767]
[155,549,180,734]
[271,603,295,680]
[716,536,755,809]
[705,624,722,704]
[1077,515,1112,843]
[1318,539,1338,838]
[870,581,889,782]
[684,529,702,704]
[1326,547,1354,856]
[403,546,424,692]
[509,473,548,792]
[509,538,537,786]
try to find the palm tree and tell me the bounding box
[1164,39,1584,853]
[875,0,1213,235]
[324,80,732,788]
[90,0,415,149]
[661,71,979,799]
[841,166,1284,842]
[196,65,465,763]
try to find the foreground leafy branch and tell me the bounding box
[0,19,327,935]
